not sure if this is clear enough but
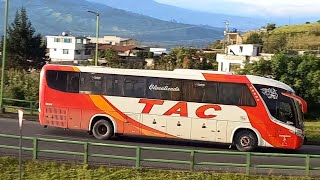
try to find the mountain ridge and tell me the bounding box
[0,0,224,47]
[86,0,266,31]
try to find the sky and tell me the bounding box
[155,0,319,18]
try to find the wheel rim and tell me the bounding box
[240,136,251,147]
[98,125,108,135]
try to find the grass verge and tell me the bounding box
[305,121,320,142]
[0,157,312,180]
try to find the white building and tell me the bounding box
[46,33,92,62]
[216,44,273,72]
[149,48,168,56]
[88,36,136,46]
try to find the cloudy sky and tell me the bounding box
[155,0,319,17]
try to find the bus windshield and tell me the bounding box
[254,84,304,129]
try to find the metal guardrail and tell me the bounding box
[3,98,38,115]
[0,133,319,177]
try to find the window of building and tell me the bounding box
[76,39,83,44]
[229,63,241,72]
[63,49,69,54]
[85,49,91,55]
[64,38,72,43]
[54,38,61,42]
[75,50,81,55]
[53,48,57,51]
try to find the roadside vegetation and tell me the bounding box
[0,157,312,180]
[305,122,320,142]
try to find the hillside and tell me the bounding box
[271,23,320,50]
[86,0,266,31]
[0,0,223,47]
[244,23,320,50]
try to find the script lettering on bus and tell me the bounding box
[139,99,222,118]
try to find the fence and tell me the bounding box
[3,98,38,115]
[0,133,319,177]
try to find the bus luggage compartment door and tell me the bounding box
[67,108,81,129]
[44,106,68,128]
[124,113,141,135]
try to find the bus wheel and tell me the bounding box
[92,120,114,140]
[234,130,258,152]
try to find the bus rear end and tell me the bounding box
[39,65,86,129]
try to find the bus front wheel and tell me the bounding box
[234,130,258,152]
[92,120,114,140]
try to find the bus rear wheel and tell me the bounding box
[92,120,114,140]
[234,130,258,152]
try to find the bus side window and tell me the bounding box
[67,73,80,93]
[47,70,81,93]
[104,74,114,96]
[219,83,243,105]
[218,83,255,106]
[204,82,218,104]
[183,81,205,103]
[123,76,146,98]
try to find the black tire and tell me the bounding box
[234,130,258,152]
[92,120,114,140]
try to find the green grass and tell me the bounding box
[273,23,320,34]
[305,121,320,142]
[0,157,313,180]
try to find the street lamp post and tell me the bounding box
[0,0,9,111]
[87,10,100,66]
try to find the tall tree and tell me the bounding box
[244,32,263,44]
[4,7,46,70]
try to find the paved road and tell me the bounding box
[0,118,319,177]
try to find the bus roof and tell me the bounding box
[42,64,294,92]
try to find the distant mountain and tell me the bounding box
[87,0,266,31]
[0,0,224,47]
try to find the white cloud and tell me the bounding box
[155,0,320,17]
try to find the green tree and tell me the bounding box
[266,23,276,31]
[244,32,263,44]
[208,40,223,49]
[4,7,46,70]
[263,34,287,53]
[103,49,118,65]
[238,53,320,118]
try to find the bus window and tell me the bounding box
[204,82,219,104]
[218,83,255,106]
[123,76,146,98]
[80,72,103,94]
[47,70,80,93]
[147,78,182,101]
[67,73,80,93]
[183,81,206,103]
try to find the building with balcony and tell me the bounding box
[216,44,273,72]
[46,33,92,63]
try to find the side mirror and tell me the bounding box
[282,92,307,113]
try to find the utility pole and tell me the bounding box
[0,0,9,112]
[223,20,229,53]
[87,10,100,66]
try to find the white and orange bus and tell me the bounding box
[39,64,307,151]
